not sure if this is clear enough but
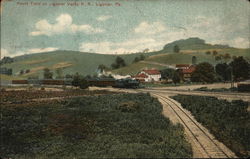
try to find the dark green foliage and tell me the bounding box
[98,64,108,73]
[55,68,63,79]
[0,56,14,65]
[72,73,89,89]
[172,69,183,84]
[79,78,89,89]
[173,45,180,53]
[191,62,216,83]
[111,56,126,69]
[173,95,250,157]
[1,94,192,158]
[229,56,250,81]
[133,57,140,63]
[160,68,175,79]
[43,68,53,79]
[133,55,146,63]
[215,63,231,81]
[72,72,81,87]
[205,51,211,55]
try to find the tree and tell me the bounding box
[215,63,231,81]
[55,68,63,79]
[191,62,216,83]
[19,70,24,75]
[205,51,211,55]
[173,45,180,53]
[71,73,89,89]
[133,57,140,63]
[192,56,197,65]
[212,50,218,56]
[65,74,73,79]
[215,55,222,62]
[43,68,53,79]
[139,54,145,60]
[172,70,181,85]
[72,72,81,87]
[111,56,126,69]
[229,56,250,81]
[0,57,14,65]
[223,53,231,62]
[79,78,89,89]
[160,68,175,80]
[98,64,108,73]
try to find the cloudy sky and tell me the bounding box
[1,0,249,57]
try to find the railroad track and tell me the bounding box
[152,93,237,158]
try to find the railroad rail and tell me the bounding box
[152,93,237,158]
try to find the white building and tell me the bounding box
[138,69,161,82]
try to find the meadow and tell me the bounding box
[173,95,250,157]
[1,93,192,158]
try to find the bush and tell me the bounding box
[1,93,192,158]
[173,95,250,157]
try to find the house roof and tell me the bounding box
[142,69,161,75]
[182,66,196,74]
[176,64,190,68]
[134,73,148,78]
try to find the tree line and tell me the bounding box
[160,56,249,84]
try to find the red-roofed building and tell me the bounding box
[176,64,190,70]
[132,73,149,82]
[138,69,161,82]
[176,64,196,81]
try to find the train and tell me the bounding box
[87,78,140,89]
[11,78,140,89]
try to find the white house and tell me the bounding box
[137,69,161,82]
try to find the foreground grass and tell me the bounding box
[173,95,250,157]
[1,93,192,158]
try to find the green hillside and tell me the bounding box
[2,38,249,78]
[112,48,250,75]
[2,50,153,78]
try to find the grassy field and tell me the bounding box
[111,48,249,75]
[173,95,250,157]
[1,93,192,158]
[2,50,155,78]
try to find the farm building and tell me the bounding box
[133,69,161,82]
[176,64,196,81]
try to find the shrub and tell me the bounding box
[173,95,249,157]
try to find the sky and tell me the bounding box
[1,0,249,58]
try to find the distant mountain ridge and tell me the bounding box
[162,37,231,52]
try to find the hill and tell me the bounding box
[1,37,249,78]
[112,48,250,75]
[1,50,153,78]
[161,37,231,52]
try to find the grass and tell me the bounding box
[111,48,249,75]
[0,74,24,80]
[2,50,154,78]
[1,93,192,158]
[173,95,250,157]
